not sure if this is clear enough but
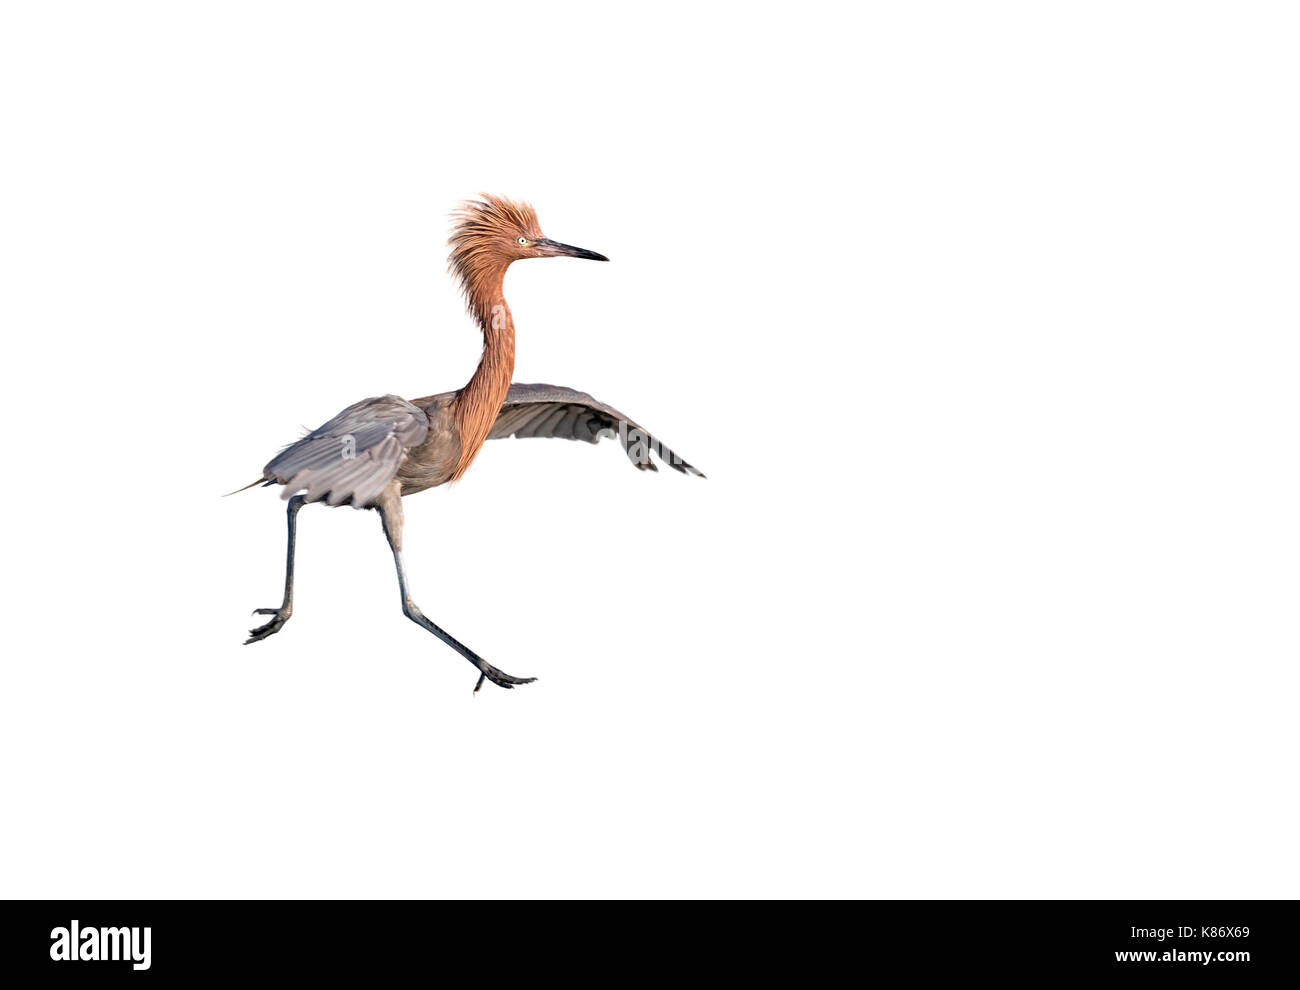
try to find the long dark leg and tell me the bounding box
[245,494,306,644]
[377,489,535,692]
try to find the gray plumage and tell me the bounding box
[257,384,701,510]
[489,383,704,477]
[262,394,428,508]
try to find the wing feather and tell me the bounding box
[488,383,703,476]
[262,395,429,508]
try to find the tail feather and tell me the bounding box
[223,476,269,497]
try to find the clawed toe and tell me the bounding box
[473,665,538,693]
[245,607,291,644]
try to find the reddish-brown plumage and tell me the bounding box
[445,195,541,480]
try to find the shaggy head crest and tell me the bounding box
[447,195,542,322]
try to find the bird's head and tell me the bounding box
[448,195,607,312]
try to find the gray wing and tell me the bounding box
[262,394,429,508]
[488,383,703,476]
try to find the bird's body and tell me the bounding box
[238,195,701,691]
[254,384,699,506]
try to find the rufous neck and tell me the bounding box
[451,268,516,479]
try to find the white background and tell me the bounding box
[1,2,1296,898]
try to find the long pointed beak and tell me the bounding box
[535,238,609,261]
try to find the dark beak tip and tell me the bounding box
[543,238,608,262]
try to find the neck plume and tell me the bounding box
[450,260,515,481]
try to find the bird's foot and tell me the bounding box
[245,606,292,644]
[473,660,537,693]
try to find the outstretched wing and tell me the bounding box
[488,383,703,476]
[263,394,429,507]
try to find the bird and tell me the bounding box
[233,195,703,692]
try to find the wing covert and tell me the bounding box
[263,394,429,507]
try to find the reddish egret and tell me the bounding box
[235,195,702,691]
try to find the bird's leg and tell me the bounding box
[377,490,535,692]
[245,494,306,644]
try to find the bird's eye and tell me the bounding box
[517,236,528,246]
